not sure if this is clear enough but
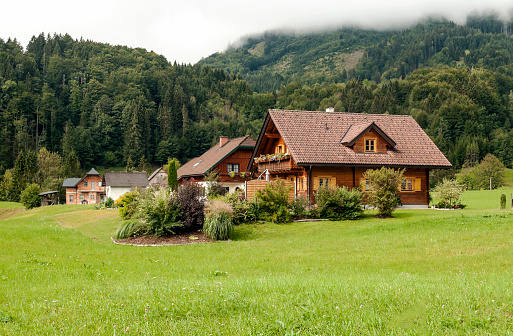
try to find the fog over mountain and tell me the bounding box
[2,1,513,64]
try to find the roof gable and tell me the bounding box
[148,167,166,181]
[252,110,451,168]
[178,136,256,179]
[340,122,396,148]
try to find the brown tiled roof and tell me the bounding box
[340,122,373,144]
[262,110,452,168]
[103,172,149,187]
[178,136,256,179]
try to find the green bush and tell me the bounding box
[315,185,363,220]
[218,189,258,225]
[114,219,147,239]
[105,197,115,208]
[288,196,309,219]
[500,194,507,210]
[203,200,233,240]
[431,178,465,209]
[137,187,183,236]
[116,190,140,219]
[255,178,292,223]
[364,167,404,217]
[20,184,42,209]
[268,205,291,224]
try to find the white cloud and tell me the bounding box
[2,0,513,64]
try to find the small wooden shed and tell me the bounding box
[38,191,60,206]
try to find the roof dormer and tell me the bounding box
[340,122,396,153]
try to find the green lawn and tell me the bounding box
[1,190,513,335]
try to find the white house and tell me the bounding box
[103,172,149,200]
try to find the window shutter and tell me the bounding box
[415,179,422,191]
[313,177,319,190]
[359,178,366,190]
[329,177,337,189]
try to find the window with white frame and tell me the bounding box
[227,163,239,173]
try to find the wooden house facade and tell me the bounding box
[178,136,256,194]
[248,110,452,207]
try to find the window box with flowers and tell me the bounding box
[229,171,236,178]
[239,171,249,179]
[254,152,290,164]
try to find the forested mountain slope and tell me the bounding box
[0,34,276,171]
[199,16,513,92]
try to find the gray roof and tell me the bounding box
[103,172,149,187]
[63,178,81,188]
[39,191,59,196]
[86,168,100,175]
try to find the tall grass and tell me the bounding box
[203,200,233,240]
[2,190,513,334]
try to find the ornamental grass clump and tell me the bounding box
[114,219,147,239]
[203,200,233,240]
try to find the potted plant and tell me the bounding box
[229,171,236,178]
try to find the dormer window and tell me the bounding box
[365,139,376,152]
[276,145,283,153]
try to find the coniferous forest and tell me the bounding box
[2,15,513,201]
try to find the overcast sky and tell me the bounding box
[2,1,513,64]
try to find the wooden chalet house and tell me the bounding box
[63,168,105,204]
[248,109,452,207]
[178,136,256,194]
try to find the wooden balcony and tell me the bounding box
[257,157,298,173]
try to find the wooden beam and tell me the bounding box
[265,133,281,138]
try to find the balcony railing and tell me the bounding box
[257,157,298,173]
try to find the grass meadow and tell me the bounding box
[1,189,513,334]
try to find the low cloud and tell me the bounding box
[1,0,512,64]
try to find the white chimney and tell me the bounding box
[326,107,335,113]
[219,136,229,148]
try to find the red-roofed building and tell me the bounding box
[248,109,452,207]
[62,168,105,204]
[178,136,256,194]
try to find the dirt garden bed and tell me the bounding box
[112,230,215,246]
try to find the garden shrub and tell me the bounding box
[116,190,140,219]
[255,178,292,223]
[364,167,404,217]
[500,194,507,210]
[204,170,227,197]
[20,184,42,209]
[105,197,115,208]
[288,196,309,219]
[431,178,465,209]
[137,187,183,236]
[177,180,205,231]
[203,200,233,240]
[268,205,291,224]
[219,189,258,225]
[315,185,363,220]
[114,219,147,239]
